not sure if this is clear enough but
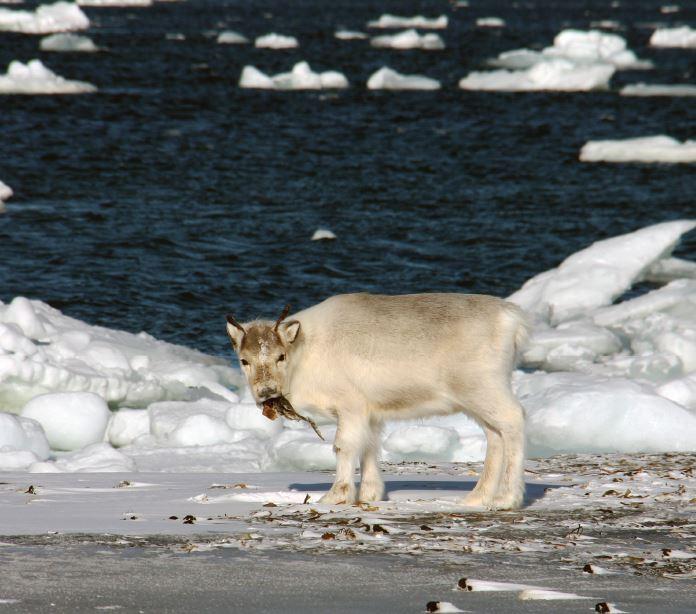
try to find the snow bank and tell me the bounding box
[517,372,696,456]
[367,67,440,90]
[254,33,298,49]
[0,296,239,412]
[367,14,448,29]
[461,59,614,92]
[0,413,50,467]
[31,442,135,472]
[621,83,696,97]
[580,135,696,163]
[0,1,89,34]
[40,33,98,52]
[370,29,445,50]
[650,26,696,48]
[239,62,348,90]
[0,59,96,94]
[477,17,505,27]
[216,30,248,45]
[21,392,110,451]
[334,30,367,40]
[509,220,696,323]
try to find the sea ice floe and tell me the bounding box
[39,32,99,52]
[0,180,12,213]
[580,135,696,163]
[661,5,681,13]
[334,30,367,40]
[216,30,248,44]
[367,67,440,90]
[311,228,336,241]
[239,62,348,90]
[650,25,696,48]
[460,59,614,91]
[254,33,298,49]
[509,219,696,323]
[370,29,445,50]
[0,1,89,34]
[0,59,97,94]
[476,17,505,27]
[367,14,448,29]
[620,83,696,97]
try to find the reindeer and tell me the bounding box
[226,293,530,510]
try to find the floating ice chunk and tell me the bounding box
[508,220,696,323]
[516,372,696,455]
[334,30,367,40]
[31,442,136,472]
[661,5,680,13]
[383,425,460,460]
[489,29,648,71]
[657,373,696,410]
[544,29,650,69]
[77,0,152,6]
[370,29,445,50]
[106,408,150,447]
[0,180,12,203]
[255,33,298,49]
[477,17,505,27]
[0,59,97,94]
[580,135,696,163]
[311,228,336,241]
[216,30,248,44]
[460,59,614,92]
[650,26,696,48]
[367,14,448,29]
[590,20,622,30]
[0,1,89,34]
[40,33,98,52]
[621,83,696,97]
[367,67,440,90]
[0,413,50,460]
[21,391,111,451]
[240,62,348,90]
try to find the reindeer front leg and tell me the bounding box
[319,411,368,505]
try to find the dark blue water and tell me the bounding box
[1,0,694,356]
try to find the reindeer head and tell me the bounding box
[225,305,301,403]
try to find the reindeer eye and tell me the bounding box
[277,354,286,362]
[240,359,249,366]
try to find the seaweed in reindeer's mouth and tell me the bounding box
[261,396,324,440]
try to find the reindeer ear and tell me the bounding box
[226,314,245,349]
[277,320,300,344]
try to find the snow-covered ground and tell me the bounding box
[580,136,696,163]
[1,221,695,476]
[0,1,89,34]
[239,62,348,90]
[0,59,97,94]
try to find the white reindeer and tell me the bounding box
[226,293,530,510]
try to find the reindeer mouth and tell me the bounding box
[260,396,324,440]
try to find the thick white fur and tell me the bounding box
[228,293,530,510]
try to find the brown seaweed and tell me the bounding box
[261,396,324,440]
